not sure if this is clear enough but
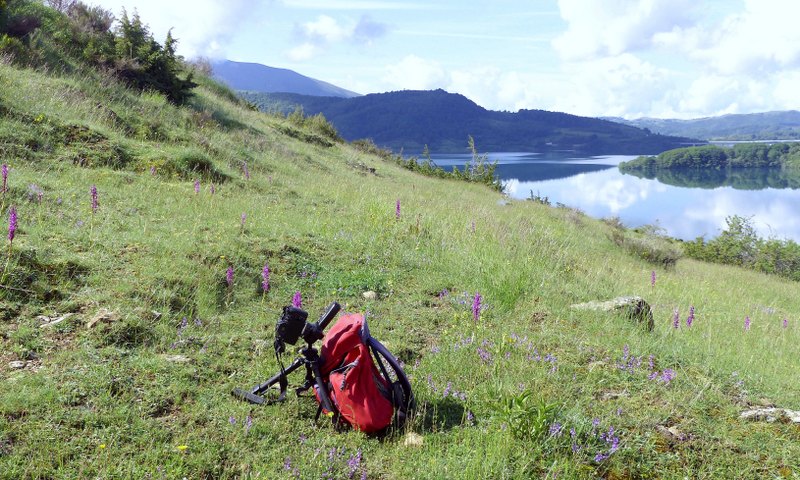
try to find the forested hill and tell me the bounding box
[241,89,700,154]
[606,110,800,141]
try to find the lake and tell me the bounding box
[429,152,800,242]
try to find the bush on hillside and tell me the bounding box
[0,0,197,104]
[684,215,800,281]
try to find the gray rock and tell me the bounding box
[163,355,191,363]
[571,296,654,331]
[740,407,800,423]
[86,308,119,329]
[362,291,378,300]
[9,361,27,369]
[39,313,74,328]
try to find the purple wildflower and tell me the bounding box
[672,308,680,329]
[150,166,156,175]
[477,347,492,363]
[549,422,563,437]
[744,316,751,331]
[226,266,234,288]
[466,411,474,424]
[471,220,476,233]
[229,416,236,425]
[284,457,292,470]
[1,164,7,193]
[90,185,98,213]
[292,291,302,308]
[8,206,17,245]
[261,263,270,292]
[240,213,247,229]
[395,199,401,219]
[660,368,676,384]
[210,183,216,195]
[594,452,609,462]
[194,179,200,194]
[442,382,452,397]
[347,449,362,478]
[650,270,656,287]
[245,414,253,434]
[783,318,789,329]
[472,292,482,322]
[243,162,250,180]
[686,305,695,328]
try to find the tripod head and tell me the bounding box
[274,302,341,354]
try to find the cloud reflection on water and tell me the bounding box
[435,152,800,241]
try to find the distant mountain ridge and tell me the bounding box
[211,60,359,98]
[241,89,700,155]
[605,111,800,141]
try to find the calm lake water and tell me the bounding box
[429,152,800,242]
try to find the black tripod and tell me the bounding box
[232,302,341,415]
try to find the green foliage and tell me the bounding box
[490,390,558,442]
[684,215,800,281]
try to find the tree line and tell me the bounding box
[619,142,800,171]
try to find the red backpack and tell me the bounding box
[315,314,408,433]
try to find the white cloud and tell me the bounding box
[552,0,695,61]
[298,14,349,43]
[545,0,800,117]
[287,42,321,61]
[88,0,259,59]
[289,14,387,60]
[383,55,448,90]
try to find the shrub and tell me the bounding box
[685,215,800,281]
[611,226,683,269]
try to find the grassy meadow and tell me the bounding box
[1,58,799,479]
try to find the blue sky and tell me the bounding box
[89,0,800,119]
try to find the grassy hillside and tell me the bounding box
[1,26,800,480]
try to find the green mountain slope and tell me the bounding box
[242,90,701,154]
[1,3,800,479]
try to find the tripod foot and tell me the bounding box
[232,388,266,405]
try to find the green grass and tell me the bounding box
[1,59,800,479]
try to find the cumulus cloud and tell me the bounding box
[88,0,259,58]
[545,0,800,117]
[383,55,448,90]
[552,0,695,61]
[290,14,387,60]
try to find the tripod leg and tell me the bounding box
[310,361,336,414]
[231,357,305,404]
[252,357,305,395]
